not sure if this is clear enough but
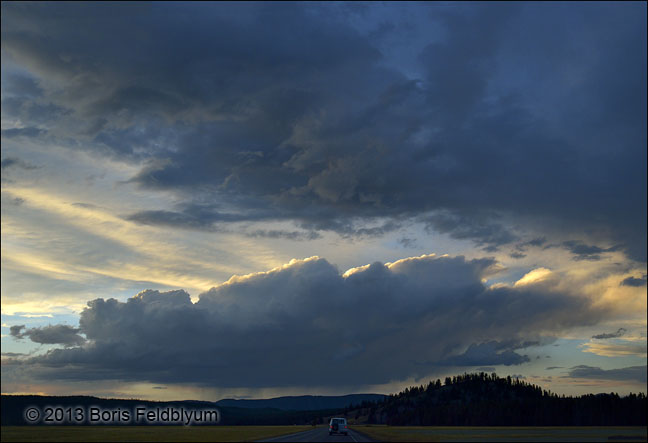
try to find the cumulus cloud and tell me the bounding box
[9,324,86,347]
[514,268,554,287]
[1,2,645,261]
[7,254,606,389]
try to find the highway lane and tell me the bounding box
[258,426,375,442]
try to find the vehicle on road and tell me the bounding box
[329,417,348,436]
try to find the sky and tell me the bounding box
[1,1,646,401]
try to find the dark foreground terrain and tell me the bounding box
[350,373,647,426]
[2,425,646,442]
[0,395,346,426]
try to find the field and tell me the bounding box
[2,425,647,442]
[351,425,648,442]
[0,425,311,442]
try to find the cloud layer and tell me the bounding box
[2,2,645,259]
[9,254,606,389]
[566,365,647,384]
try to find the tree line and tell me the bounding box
[347,372,647,426]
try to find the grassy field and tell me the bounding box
[350,425,648,442]
[0,425,312,442]
[2,425,646,442]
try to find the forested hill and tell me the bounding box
[3,373,646,426]
[352,373,647,426]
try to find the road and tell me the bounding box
[258,426,375,442]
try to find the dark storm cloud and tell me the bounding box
[126,208,327,240]
[514,237,547,253]
[561,241,621,261]
[1,157,38,170]
[124,209,229,232]
[1,95,70,126]
[398,237,418,249]
[592,328,627,340]
[126,202,400,237]
[437,341,530,367]
[246,229,321,241]
[9,325,25,337]
[9,324,86,347]
[565,365,647,384]
[1,72,43,97]
[71,202,99,209]
[620,275,647,287]
[424,211,518,250]
[1,2,646,260]
[526,238,547,247]
[0,127,46,138]
[11,254,606,388]
[1,352,25,357]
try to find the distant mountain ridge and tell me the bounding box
[0,393,385,426]
[215,394,385,410]
[3,373,646,427]
[0,394,355,426]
